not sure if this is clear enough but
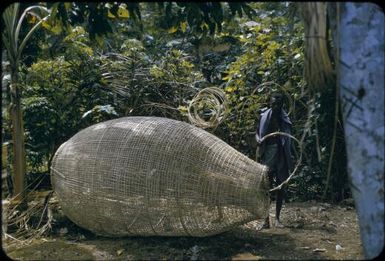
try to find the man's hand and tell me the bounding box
[255,132,263,146]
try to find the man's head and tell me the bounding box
[270,92,284,112]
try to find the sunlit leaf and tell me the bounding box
[107,10,116,19]
[200,22,209,31]
[50,24,63,34]
[64,2,71,10]
[118,6,129,18]
[178,105,188,113]
[167,26,178,33]
[222,75,231,81]
[180,21,188,33]
[27,14,37,24]
[41,20,62,35]
[95,34,105,47]
[225,86,235,93]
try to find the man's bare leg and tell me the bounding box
[275,188,285,228]
[261,215,270,229]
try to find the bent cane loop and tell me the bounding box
[259,131,303,192]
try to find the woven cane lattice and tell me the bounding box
[51,117,270,237]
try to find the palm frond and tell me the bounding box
[10,3,20,50]
[2,4,18,62]
[2,4,50,67]
[18,15,50,61]
[15,5,50,50]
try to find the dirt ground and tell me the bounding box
[3,199,363,260]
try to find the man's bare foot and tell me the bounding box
[261,221,270,229]
[274,219,284,228]
[258,218,270,230]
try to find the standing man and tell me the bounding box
[255,92,293,228]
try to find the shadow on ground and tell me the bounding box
[4,217,325,260]
[4,201,363,260]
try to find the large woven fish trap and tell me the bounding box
[51,117,270,237]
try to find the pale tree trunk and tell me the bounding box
[10,68,27,209]
[338,3,384,259]
[2,3,49,210]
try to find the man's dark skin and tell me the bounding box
[255,93,293,229]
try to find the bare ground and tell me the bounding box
[3,200,363,260]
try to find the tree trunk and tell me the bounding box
[10,70,27,209]
[338,3,384,259]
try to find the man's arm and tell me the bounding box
[255,107,269,145]
[255,112,264,146]
[254,118,263,162]
[255,131,262,145]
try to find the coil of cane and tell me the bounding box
[187,87,228,129]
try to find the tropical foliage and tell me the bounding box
[2,2,349,202]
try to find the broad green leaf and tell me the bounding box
[180,21,188,33]
[225,86,235,93]
[27,14,37,24]
[167,26,178,34]
[51,24,62,34]
[201,23,209,31]
[107,10,116,19]
[118,6,129,18]
[64,2,71,10]
[95,34,105,47]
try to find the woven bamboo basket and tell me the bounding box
[51,117,270,237]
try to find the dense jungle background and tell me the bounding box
[2,2,365,260]
[2,2,349,202]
